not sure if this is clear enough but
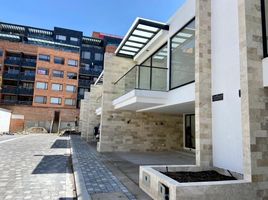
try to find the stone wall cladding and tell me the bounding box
[195,0,213,166]
[239,0,268,198]
[80,85,102,141]
[98,53,183,152]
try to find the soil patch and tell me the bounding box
[162,170,236,183]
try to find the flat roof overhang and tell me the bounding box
[115,18,169,58]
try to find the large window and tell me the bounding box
[68,59,78,67]
[39,54,50,62]
[51,83,63,91]
[37,68,49,75]
[56,35,66,41]
[66,85,76,93]
[36,82,48,90]
[65,98,76,106]
[82,51,91,59]
[35,96,47,104]
[261,0,268,57]
[50,97,62,105]
[54,57,65,65]
[170,20,195,89]
[53,70,64,78]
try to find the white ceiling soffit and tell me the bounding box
[115,18,169,59]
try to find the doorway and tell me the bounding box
[51,111,60,133]
[184,114,195,150]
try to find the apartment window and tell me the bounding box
[261,0,268,57]
[67,72,77,80]
[56,35,66,41]
[54,57,65,65]
[35,96,47,104]
[68,59,78,67]
[94,53,103,61]
[82,51,91,59]
[39,54,50,62]
[51,83,63,91]
[65,98,76,106]
[170,19,195,89]
[0,49,3,57]
[37,68,49,75]
[36,82,48,90]
[66,85,76,93]
[70,37,79,42]
[50,97,62,105]
[53,70,64,78]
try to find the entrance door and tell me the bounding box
[51,111,60,133]
[185,114,195,149]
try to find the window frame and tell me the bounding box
[51,83,63,91]
[66,85,76,93]
[67,72,77,80]
[56,35,67,41]
[65,98,76,106]
[52,70,64,78]
[36,82,48,90]
[54,57,65,65]
[261,0,268,58]
[50,97,62,105]
[68,59,78,67]
[38,54,50,62]
[34,96,47,104]
[169,18,195,91]
[37,67,49,75]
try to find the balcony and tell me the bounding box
[112,64,195,112]
[79,68,102,76]
[1,86,18,94]
[78,79,93,88]
[21,58,36,68]
[0,99,32,105]
[3,71,19,80]
[4,57,21,66]
[18,87,34,95]
[20,73,35,81]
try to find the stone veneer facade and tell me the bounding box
[80,85,102,141]
[97,53,184,152]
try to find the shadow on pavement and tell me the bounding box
[32,155,70,174]
[51,139,68,148]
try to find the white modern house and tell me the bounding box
[80,0,268,199]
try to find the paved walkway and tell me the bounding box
[0,134,75,200]
[71,136,137,200]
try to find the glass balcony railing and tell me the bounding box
[4,57,21,65]
[21,58,37,68]
[1,86,18,94]
[3,72,19,80]
[0,99,32,105]
[79,68,102,76]
[78,79,93,88]
[20,73,35,81]
[114,65,168,98]
[18,87,34,95]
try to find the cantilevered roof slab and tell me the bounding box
[115,18,169,58]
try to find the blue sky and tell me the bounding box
[0,0,186,37]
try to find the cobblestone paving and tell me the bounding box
[71,136,136,200]
[0,134,75,200]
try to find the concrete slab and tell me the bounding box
[92,192,129,200]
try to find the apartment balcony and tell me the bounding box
[21,58,37,68]
[20,73,35,81]
[4,57,21,66]
[79,68,102,76]
[18,87,34,96]
[78,79,93,88]
[112,64,195,113]
[3,72,19,80]
[1,86,18,94]
[0,99,32,105]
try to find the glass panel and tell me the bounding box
[68,59,78,67]
[139,66,150,90]
[52,84,63,91]
[54,57,64,64]
[170,20,195,89]
[151,68,167,91]
[152,44,168,68]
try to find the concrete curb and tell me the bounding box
[70,135,92,200]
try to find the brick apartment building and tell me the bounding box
[0,22,122,132]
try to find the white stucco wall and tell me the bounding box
[211,0,243,173]
[0,108,11,133]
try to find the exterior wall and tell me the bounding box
[80,85,102,141]
[0,108,11,133]
[0,105,79,131]
[10,114,24,133]
[211,0,243,173]
[98,53,183,152]
[33,47,79,108]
